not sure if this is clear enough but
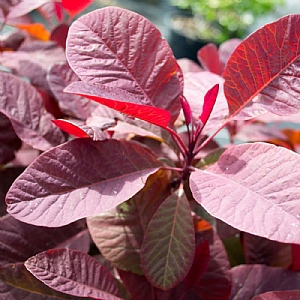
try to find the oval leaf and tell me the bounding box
[224,15,300,116]
[25,249,122,299]
[66,7,181,123]
[6,138,162,227]
[190,142,300,244]
[253,290,300,300]
[0,72,65,151]
[141,188,195,290]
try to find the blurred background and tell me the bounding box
[90,0,299,61]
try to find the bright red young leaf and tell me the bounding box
[6,139,162,227]
[62,0,92,16]
[224,15,300,117]
[190,142,300,244]
[141,188,195,290]
[253,290,300,300]
[52,119,109,141]
[230,265,300,300]
[0,72,65,151]
[199,84,219,127]
[0,262,80,299]
[65,81,172,128]
[197,43,223,75]
[66,7,182,124]
[25,249,122,299]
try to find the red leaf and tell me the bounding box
[62,0,92,16]
[184,240,210,291]
[50,24,69,49]
[66,7,182,124]
[199,84,219,127]
[291,244,300,271]
[253,290,300,300]
[65,81,172,128]
[224,15,300,117]
[197,43,223,75]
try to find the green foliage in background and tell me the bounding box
[169,0,284,41]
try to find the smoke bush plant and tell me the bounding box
[2,4,300,300]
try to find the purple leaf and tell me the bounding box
[190,142,300,244]
[230,265,300,300]
[194,226,232,300]
[141,188,195,290]
[180,96,192,125]
[47,63,97,120]
[0,215,89,265]
[224,15,300,117]
[199,84,219,128]
[87,170,171,274]
[0,72,65,151]
[65,81,172,128]
[184,240,210,291]
[6,139,162,227]
[66,7,182,124]
[25,248,122,299]
[242,232,291,267]
[253,290,300,300]
[0,262,80,299]
[0,112,22,165]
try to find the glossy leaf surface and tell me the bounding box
[66,7,181,123]
[25,248,122,299]
[224,15,300,116]
[141,189,195,290]
[6,139,162,226]
[0,72,65,151]
[190,142,300,244]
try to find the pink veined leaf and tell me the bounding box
[199,84,219,128]
[197,43,223,75]
[6,138,162,227]
[25,248,122,299]
[190,142,300,244]
[224,15,300,117]
[66,7,182,124]
[65,81,172,128]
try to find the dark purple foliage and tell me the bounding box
[1,4,300,300]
